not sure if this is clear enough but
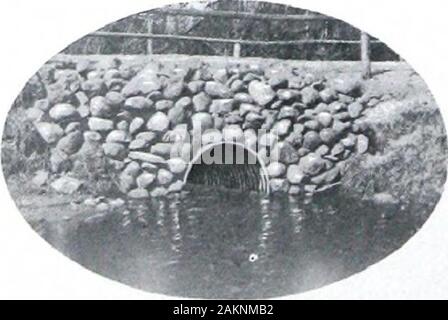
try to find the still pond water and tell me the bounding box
[35,186,425,299]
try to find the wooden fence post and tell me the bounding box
[233,42,241,58]
[147,14,153,55]
[360,32,371,79]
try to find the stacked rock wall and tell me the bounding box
[28,57,372,198]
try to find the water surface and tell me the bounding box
[35,186,425,298]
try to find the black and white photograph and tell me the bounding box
[1,0,447,299]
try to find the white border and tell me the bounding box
[0,0,447,299]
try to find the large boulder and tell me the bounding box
[34,99,51,112]
[83,131,102,143]
[120,160,139,176]
[316,112,333,128]
[105,91,125,107]
[119,172,136,193]
[287,165,305,184]
[168,180,184,193]
[271,141,299,164]
[234,92,254,104]
[244,112,265,129]
[129,139,150,150]
[191,112,213,131]
[297,153,326,176]
[151,187,168,197]
[239,103,259,117]
[193,92,211,112]
[106,130,129,143]
[230,79,244,92]
[46,83,72,105]
[150,143,172,157]
[136,172,156,189]
[35,122,64,144]
[356,134,369,154]
[301,86,320,106]
[277,106,298,120]
[135,131,158,143]
[65,122,81,134]
[56,131,83,155]
[50,149,71,173]
[157,169,174,185]
[213,68,229,83]
[77,104,90,119]
[277,89,300,102]
[332,120,351,138]
[329,75,362,96]
[163,80,185,99]
[88,117,114,132]
[155,100,174,112]
[319,128,337,144]
[26,107,44,122]
[124,96,153,111]
[209,99,234,115]
[272,119,292,137]
[103,142,127,160]
[348,101,364,118]
[147,112,170,132]
[175,96,192,109]
[267,162,286,178]
[128,152,166,164]
[269,178,289,193]
[319,88,338,103]
[341,133,357,148]
[285,131,303,148]
[90,96,112,117]
[224,113,243,125]
[129,117,145,134]
[168,97,191,126]
[121,69,161,97]
[331,142,345,157]
[248,81,276,106]
[49,103,79,122]
[167,158,187,174]
[128,188,149,199]
[51,176,82,194]
[32,170,49,188]
[204,81,232,98]
[303,131,321,150]
[188,80,205,95]
[304,120,320,131]
[268,76,288,90]
[81,78,106,98]
[171,142,192,162]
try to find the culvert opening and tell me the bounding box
[183,143,270,194]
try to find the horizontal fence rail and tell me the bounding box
[87,9,377,78]
[90,31,380,46]
[153,8,333,21]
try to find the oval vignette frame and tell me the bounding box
[1,0,447,299]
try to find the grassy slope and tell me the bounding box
[340,68,447,222]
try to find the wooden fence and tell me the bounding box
[89,8,379,78]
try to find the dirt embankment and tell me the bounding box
[341,68,447,221]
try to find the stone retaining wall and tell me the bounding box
[28,57,373,198]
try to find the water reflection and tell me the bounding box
[168,195,183,257]
[288,196,305,235]
[34,186,427,299]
